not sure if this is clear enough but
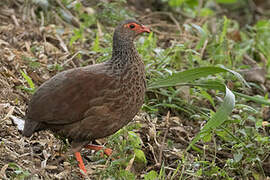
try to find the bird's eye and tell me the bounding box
[129,24,135,29]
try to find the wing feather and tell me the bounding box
[26,63,115,125]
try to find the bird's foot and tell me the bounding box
[84,144,112,156]
[74,145,112,175]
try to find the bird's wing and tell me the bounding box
[26,63,116,125]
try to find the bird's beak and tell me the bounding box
[138,25,151,33]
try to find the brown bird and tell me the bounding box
[17,19,150,174]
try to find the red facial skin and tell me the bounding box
[125,23,151,34]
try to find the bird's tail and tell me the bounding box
[11,115,40,137]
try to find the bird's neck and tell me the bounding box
[107,36,141,73]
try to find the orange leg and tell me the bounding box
[74,145,112,174]
[84,144,112,156]
[74,152,87,174]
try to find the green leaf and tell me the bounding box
[69,28,83,46]
[189,81,270,106]
[219,16,229,44]
[148,66,225,89]
[219,65,250,88]
[148,66,247,89]
[158,162,166,180]
[233,92,270,105]
[169,0,186,7]
[202,131,212,142]
[128,131,142,148]
[189,80,226,91]
[119,169,136,179]
[233,153,243,163]
[199,8,214,17]
[20,70,36,93]
[215,0,237,4]
[187,85,235,151]
[8,163,30,178]
[134,149,147,165]
[92,32,100,52]
[200,89,215,107]
[144,170,158,180]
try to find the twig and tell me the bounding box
[11,14,19,27]
[55,0,80,27]
[0,106,14,123]
[200,39,208,58]
[140,12,182,33]
[197,0,203,17]
[140,11,190,20]
[148,143,159,165]
[61,51,81,67]
[150,23,176,28]
[125,154,135,171]
[243,54,258,68]
[151,28,199,41]
[40,11,44,27]
[259,52,267,67]
[55,34,69,53]
[167,13,182,33]
[27,148,92,179]
[158,111,170,165]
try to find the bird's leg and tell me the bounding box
[72,143,112,175]
[74,152,87,174]
[84,144,112,156]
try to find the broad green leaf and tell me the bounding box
[188,80,226,91]
[187,80,270,107]
[187,85,235,151]
[148,66,247,89]
[148,67,227,89]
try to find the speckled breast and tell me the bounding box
[100,60,146,136]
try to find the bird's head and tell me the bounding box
[114,19,150,42]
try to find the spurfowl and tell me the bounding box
[19,19,150,174]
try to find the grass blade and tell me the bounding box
[233,91,270,105]
[187,85,235,151]
[148,66,246,89]
[218,65,250,87]
[20,70,35,91]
